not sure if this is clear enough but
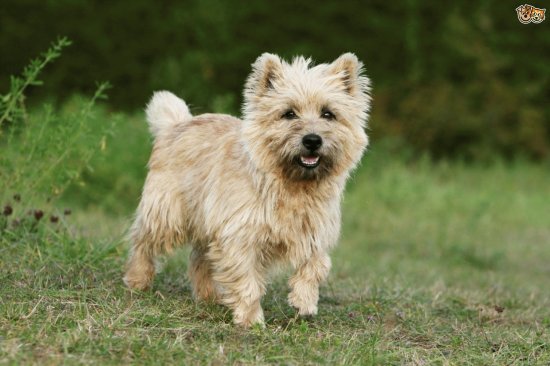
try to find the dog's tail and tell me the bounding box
[146,91,193,138]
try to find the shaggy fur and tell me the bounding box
[124,53,371,327]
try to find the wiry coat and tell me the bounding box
[124,53,371,326]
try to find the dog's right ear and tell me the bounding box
[245,53,283,97]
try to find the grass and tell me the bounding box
[1,122,549,365]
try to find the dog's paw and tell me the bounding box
[288,290,318,316]
[233,303,265,328]
[192,282,220,303]
[233,312,265,328]
[123,274,152,291]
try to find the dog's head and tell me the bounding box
[516,5,536,23]
[242,53,371,181]
[531,8,545,23]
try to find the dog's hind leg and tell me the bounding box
[124,237,156,291]
[124,176,185,291]
[188,246,218,302]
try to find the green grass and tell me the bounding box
[1,115,550,364]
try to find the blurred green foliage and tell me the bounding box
[1,0,549,159]
[0,38,114,210]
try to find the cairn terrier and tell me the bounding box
[124,53,371,327]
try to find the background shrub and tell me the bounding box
[0,1,548,160]
[0,38,114,213]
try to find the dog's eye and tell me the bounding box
[321,109,335,120]
[281,110,297,120]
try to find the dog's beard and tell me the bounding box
[279,151,336,181]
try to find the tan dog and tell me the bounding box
[124,53,371,327]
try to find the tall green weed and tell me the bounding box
[1,38,114,229]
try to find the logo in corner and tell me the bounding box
[516,4,546,24]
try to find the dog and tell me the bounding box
[123,53,371,327]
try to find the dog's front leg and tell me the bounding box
[207,241,266,327]
[288,250,331,316]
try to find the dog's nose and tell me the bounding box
[302,134,323,151]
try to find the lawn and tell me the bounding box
[1,115,549,366]
[0,127,550,365]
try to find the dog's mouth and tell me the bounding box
[298,154,321,169]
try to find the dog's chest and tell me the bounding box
[274,197,317,235]
[263,191,339,254]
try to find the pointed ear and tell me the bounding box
[328,53,365,95]
[245,53,283,97]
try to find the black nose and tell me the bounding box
[302,133,323,151]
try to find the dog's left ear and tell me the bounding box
[328,53,367,96]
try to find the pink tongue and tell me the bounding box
[302,156,318,164]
